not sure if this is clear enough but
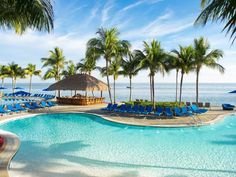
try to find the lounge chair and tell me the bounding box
[24,102,37,110]
[7,105,19,113]
[154,107,163,116]
[181,106,193,116]
[138,105,149,114]
[14,103,27,111]
[115,104,126,113]
[173,107,184,117]
[0,106,10,114]
[47,101,57,107]
[222,104,235,110]
[190,104,208,114]
[130,105,139,114]
[125,104,133,112]
[31,102,43,109]
[40,101,49,108]
[165,107,173,117]
[145,105,153,114]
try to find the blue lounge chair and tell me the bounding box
[24,102,37,110]
[125,104,133,112]
[47,101,57,107]
[130,105,139,114]
[165,107,173,117]
[138,105,148,114]
[115,104,126,113]
[7,105,19,113]
[110,104,118,111]
[190,104,208,114]
[40,101,48,108]
[0,106,10,114]
[154,107,163,116]
[145,106,153,114]
[14,103,27,111]
[31,102,43,109]
[222,104,235,110]
[173,107,184,117]
[181,106,193,116]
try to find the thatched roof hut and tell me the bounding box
[46,74,107,91]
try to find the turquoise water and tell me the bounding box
[0,113,236,177]
[1,83,236,105]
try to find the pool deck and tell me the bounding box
[0,104,235,177]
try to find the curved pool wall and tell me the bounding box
[0,113,236,177]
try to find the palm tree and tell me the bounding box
[86,27,130,103]
[0,65,9,87]
[41,47,67,97]
[172,46,195,104]
[6,62,24,93]
[135,40,168,108]
[77,58,97,75]
[195,0,236,43]
[168,54,182,102]
[120,52,141,101]
[109,57,121,103]
[24,64,41,93]
[193,37,224,104]
[62,60,78,78]
[0,0,54,34]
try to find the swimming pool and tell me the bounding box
[0,113,235,177]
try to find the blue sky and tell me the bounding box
[0,0,235,83]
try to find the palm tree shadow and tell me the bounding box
[210,134,236,145]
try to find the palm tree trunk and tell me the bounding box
[179,72,184,105]
[1,78,4,87]
[175,69,179,102]
[29,75,32,93]
[12,78,14,93]
[149,75,152,102]
[113,76,116,103]
[106,60,112,103]
[152,75,155,109]
[129,76,132,102]
[196,69,199,104]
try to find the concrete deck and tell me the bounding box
[0,104,235,177]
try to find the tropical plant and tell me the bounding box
[171,46,195,104]
[0,0,54,34]
[77,58,97,75]
[168,54,182,102]
[86,27,130,103]
[24,64,41,93]
[193,37,224,103]
[120,52,141,101]
[41,47,67,97]
[109,56,121,103]
[0,65,9,87]
[6,62,25,92]
[195,0,236,43]
[62,60,78,78]
[135,40,169,108]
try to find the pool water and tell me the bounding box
[0,113,236,177]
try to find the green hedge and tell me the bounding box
[123,101,185,107]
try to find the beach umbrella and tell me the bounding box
[14,87,24,90]
[229,90,236,93]
[0,87,6,90]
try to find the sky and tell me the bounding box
[0,0,236,83]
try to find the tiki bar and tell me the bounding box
[46,74,107,105]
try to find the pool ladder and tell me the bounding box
[191,114,202,126]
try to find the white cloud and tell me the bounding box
[101,0,115,25]
[121,0,163,12]
[121,10,192,40]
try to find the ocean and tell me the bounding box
[1,83,236,106]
